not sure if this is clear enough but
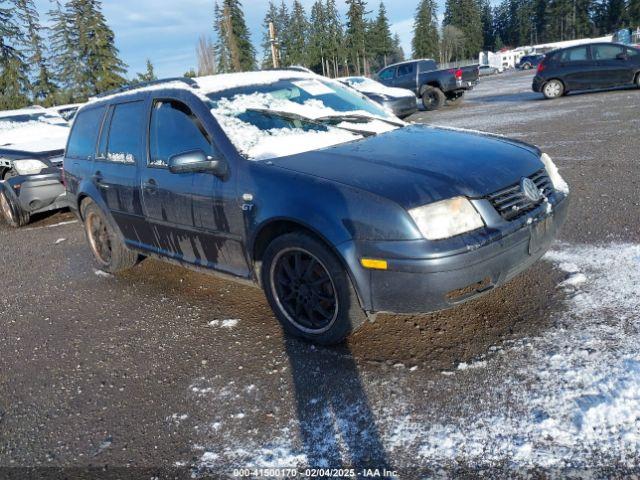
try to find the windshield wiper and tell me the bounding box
[246,108,376,137]
[315,113,405,128]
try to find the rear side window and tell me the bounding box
[397,63,415,76]
[419,60,436,72]
[560,47,588,62]
[149,99,211,167]
[66,106,106,160]
[102,101,146,164]
[627,48,640,58]
[592,44,625,60]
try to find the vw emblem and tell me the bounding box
[521,177,542,202]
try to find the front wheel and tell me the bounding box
[542,79,564,99]
[421,86,446,111]
[81,199,139,273]
[262,232,367,345]
[0,189,29,227]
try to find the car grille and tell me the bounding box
[488,169,553,221]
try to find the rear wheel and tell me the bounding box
[421,86,446,111]
[0,189,29,227]
[542,79,564,99]
[635,72,640,88]
[262,232,367,345]
[81,199,138,273]
[522,63,532,70]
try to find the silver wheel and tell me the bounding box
[543,80,563,99]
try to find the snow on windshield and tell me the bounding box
[210,85,400,161]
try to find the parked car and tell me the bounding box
[376,59,479,111]
[338,76,417,118]
[517,54,545,70]
[533,42,640,99]
[64,72,570,345]
[0,106,69,227]
[48,103,83,122]
[479,65,499,76]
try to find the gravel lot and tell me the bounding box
[1,70,639,478]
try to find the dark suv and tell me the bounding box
[64,72,570,345]
[533,42,640,99]
[516,54,544,70]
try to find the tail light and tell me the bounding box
[60,168,66,187]
[455,68,463,80]
[537,62,545,73]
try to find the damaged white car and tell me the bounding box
[0,106,70,227]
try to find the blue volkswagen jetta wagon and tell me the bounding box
[64,71,569,345]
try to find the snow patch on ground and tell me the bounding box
[207,319,239,328]
[188,243,640,472]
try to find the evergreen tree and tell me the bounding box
[135,59,156,83]
[0,0,30,109]
[48,0,77,99]
[276,0,291,65]
[630,0,640,24]
[215,0,256,72]
[390,33,405,64]
[15,0,55,103]
[480,0,495,50]
[260,1,280,68]
[324,0,344,77]
[184,68,197,78]
[443,0,483,58]
[285,0,309,66]
[412,0,440,59]
[308,1,329,73]
[368,3,394,70]
[65,0,127,98]
[214,2,232,73]
[345,0,368,75]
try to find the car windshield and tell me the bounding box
[0,111,68,130]
[206,77,402,161]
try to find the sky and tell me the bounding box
[34,0,427,79]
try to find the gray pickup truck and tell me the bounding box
[377,59,479,111]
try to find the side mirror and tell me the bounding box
[168,150,228,177]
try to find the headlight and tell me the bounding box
[12,159,48,175]
[540,153,569,194]
[409,197,485,240]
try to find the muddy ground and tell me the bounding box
[1,70,639,479]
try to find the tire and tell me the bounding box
[446,92,465,106]
[523,63,532,70]
[421,86,446,111]
[635,73,640,88]
[261,232,367,345]
[2,168,18,180]
[0,189,29,227]
[542,79,564,99]
[81,199,138,274]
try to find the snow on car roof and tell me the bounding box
[338,76,415,99]
[194,70,318,94]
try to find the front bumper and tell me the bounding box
[1,169,68,215]
[344,193,569,314]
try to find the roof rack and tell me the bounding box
[94,77,199,99]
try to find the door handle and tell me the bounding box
[143,178,158,193]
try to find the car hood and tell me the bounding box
[0,122,69,154]
[270,124,543,209]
